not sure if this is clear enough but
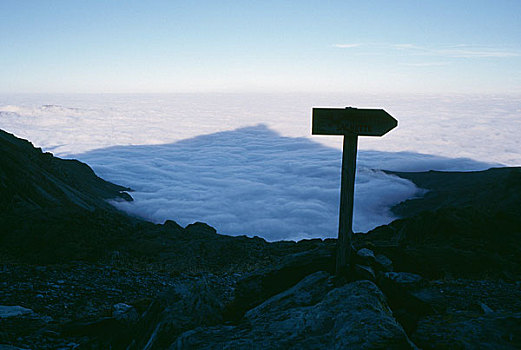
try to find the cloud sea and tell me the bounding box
[1,93,518,240]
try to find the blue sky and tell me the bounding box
[1,0,520,94]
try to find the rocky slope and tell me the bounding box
[0,129,132,213]
[1,129,520,349]
[357,168,521,279]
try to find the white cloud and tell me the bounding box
[400,44,521,58]
[402,62,450,67]
[334,42,521,58]
[80,124,497,241]
[393,44,419,49]
[333,43,361,48]
[72,125,422,240]
[435,47,521,58]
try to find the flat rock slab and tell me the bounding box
[0,345,31,350]
[0,306,33,319]
[174,272,414,349]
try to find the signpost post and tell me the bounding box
[312,107,397,275]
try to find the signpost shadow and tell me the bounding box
[74,123,494,244]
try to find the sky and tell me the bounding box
[1,0,520,94]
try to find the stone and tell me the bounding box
[174,272,415,349]
[0,345,30,350]
[126,279,224,349]
[112,303,139,324]
[356,248,377,266]
[224,247,334,320]
[375,254,394,272]
[243,271,333,321]
[382,272,425,289]
[479,302,494,314]
[377,272,445,334]
[0,305,33,318]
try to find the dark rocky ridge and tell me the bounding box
[1,129,520,349]
[356,168,521,279]
[0,129,132,213]
[388,167,521,218]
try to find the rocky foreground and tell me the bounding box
[1,129,520,349]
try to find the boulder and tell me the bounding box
[354,249,393,276]
[375,254,394,272]
[224,247,334,320]
[356,248,376,266]
[243,271,334,321]
[112,303,139,325]
[377,272,446,334]
[127,278,224,350]
[174,272,415,349]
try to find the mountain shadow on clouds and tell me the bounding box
[74,124,497,241]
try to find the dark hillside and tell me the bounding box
[387,167,521,218]
[1,129,135,263]
[357,168,521,279]
[0,129,132,213]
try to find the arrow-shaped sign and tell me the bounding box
[312,107,397,275]
[312,107,397,136]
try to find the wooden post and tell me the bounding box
[336,133,358,275]
[312,107,397,275]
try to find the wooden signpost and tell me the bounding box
[312,107,397,275]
